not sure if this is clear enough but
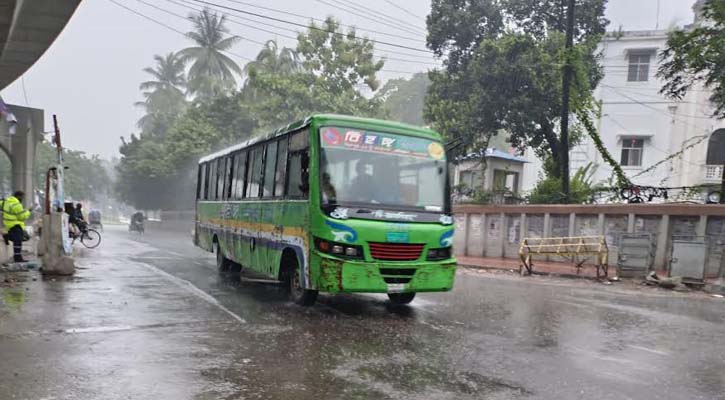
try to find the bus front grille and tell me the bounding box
[369,243,424,261]
[380,268,417,284]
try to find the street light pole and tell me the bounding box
[720,162,725,204]
[560,0,576,203]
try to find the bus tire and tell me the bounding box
[283,253,317,306]
[387,292,415,305]
[215,241,232,272]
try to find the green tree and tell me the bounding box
[658,0,725,118]
[34,142,110,202]
[180,8,242,102]
[115,134,172,210]
[115,17,385,210]
[246,17,385,130]
[376,72,430,126]
[243,40,301,77]
[297,18,384,93]
[135,52,187,137]
[425,0,608,194]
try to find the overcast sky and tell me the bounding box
[0,0,697,159]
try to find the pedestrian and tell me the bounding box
[3,190,31,263]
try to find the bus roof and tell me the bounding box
[198,114,442,164]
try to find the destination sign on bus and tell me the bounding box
[320,127,445,160]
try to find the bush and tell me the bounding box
[528,163,600,204]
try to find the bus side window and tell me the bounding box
[246,147,263,198]
[274,137,288,197]
[230,154,239,199]
[204,162,211,200]
[234,151,247,199]
[263,141,278,198]
[197,163,206,200]
[216,157,226,200]
[209,159,218,201]
[224,156,234,200]
[287,129,309,199]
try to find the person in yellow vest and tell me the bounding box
[3,191,31,263]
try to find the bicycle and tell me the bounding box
[70,222,102,249]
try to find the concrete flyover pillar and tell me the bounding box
[0,105,43,205]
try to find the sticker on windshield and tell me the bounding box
[320,127,445,160]
[428,142,445,160]
[322,127,343,145]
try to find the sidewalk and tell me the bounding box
[457,254,667,280]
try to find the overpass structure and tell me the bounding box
[0,0,81,202]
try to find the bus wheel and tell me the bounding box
[286,257,317,306]
[388,293,416,305]
[215,241,231,272]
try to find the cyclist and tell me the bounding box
[69,203,87,237]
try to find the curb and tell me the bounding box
[459,263,601,281]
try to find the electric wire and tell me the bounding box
[313,0,423,37]
[382,0,424,21]
[164,0,438,66]
[331,0,427,34]
[219,0,428,43]
[112,0,422,75]
[187,0,433,54]
[600,84,715,121]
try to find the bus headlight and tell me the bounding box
[314,237,363,259]
[427,247,452,261]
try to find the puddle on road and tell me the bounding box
[332,353,531,400]
[0,288,27,312]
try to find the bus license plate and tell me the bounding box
[386,232,409,243]
[387,283,406,293]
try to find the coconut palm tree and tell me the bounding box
[243,40,301,77]
[135,52,187,136]
[179,8,241,102]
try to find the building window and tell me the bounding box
[493,169,519,194]
[627,53,651,82]
[621,139,644,167]
[459,170,482,190]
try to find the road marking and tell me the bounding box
[627,345,670,356]
[136,261,247,324]
[64,325,134,334]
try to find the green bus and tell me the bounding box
[194,114,456,306]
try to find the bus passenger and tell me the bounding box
[321,173,337,204]
[349,161,375,202]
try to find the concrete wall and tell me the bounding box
[454,204,725,277]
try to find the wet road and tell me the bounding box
[1,225,724,400]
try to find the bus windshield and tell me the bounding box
[319,126,447,212]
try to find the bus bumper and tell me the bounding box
[314,253,457,294]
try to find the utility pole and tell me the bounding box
[720,163,725,204]
[560,0,576,202]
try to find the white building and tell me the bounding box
[452,148,527,203]
[569,0,724,200]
